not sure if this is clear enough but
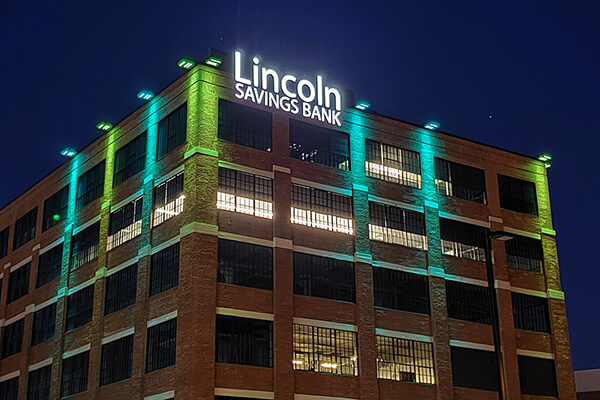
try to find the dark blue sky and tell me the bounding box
[1,1,598,369]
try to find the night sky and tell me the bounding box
[1,1,598,370]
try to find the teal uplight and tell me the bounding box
[538,153,552,168]
[204,57,222,68]
[355,101,371,111]
[424,121,440,130]
[96,122,113,131]
[177,58,195,70]
[137,90,154,101]
[60,148,77,158]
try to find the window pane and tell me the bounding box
[36,243,63,287]
[42,185,69,231]
[104,263,138,315]
[451,346,499,391]
[505,235,543,273]
[512,292,551,333]
[157,103,187,158]
[150,243,179,296]
[31,303,56,346]
[113,132,147,187]
[498,174,538,216]
[28,365,52,400]
[100,335,134,386]
[13,207,37,250]
[440,218,487,262]
[218,239,273,290]
[216,315,272,367]
[376,335,435,384]
[146,318,177,372]
[373,267,430,314]
[61,351,89,397]
[1,319,24,359]
[7,263,30,303]
[293,252,355,303]
[290,119,350,170]
[76,161,105,211]
[65,284,94,331]
[518,355,558,396]
[446,280,492,325]
[366,139,422,188]
[218,99,272,151]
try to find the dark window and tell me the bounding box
[65,284,94,332]
[31,303,56,346]
[373,267,430,314]
[0,226,9,259]
[43,185,69,232]
[157,103,187,158]
[146,318,177,372]
[505,235,543,273]
[446,280,492,325]
[217,168,273,218]
[451,346,499,391]
[150,243,179,296]
[518,355,558,396]
[76,161,105,211]
[13,207,37,250]
[293,252,355,303]
[7,263,30,303]
[28,365,52,400]
[366,139,421,188]
[512,292,551,333]
[153,171,184,226]
[293,324,358,376]
[498,174,538,216]
[1,319,24,359]
[218,99,272,151]
[104,263,138,315]
[113,132,147,187]
[216,315,272,367]
[0,376,19,400]
[108,197,143,250]
[61,351,89,397]
[376,335,435,384]
[71,221,100,269]
[100,335,133,386]
[218,239,273,290]
[291,184,353,234]
[435,158,487,204]
[440,218,487,262]
[369,202,426,248]
[289,119,350,170]
[36,243,63,288]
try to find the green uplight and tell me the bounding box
[204,56,222,68]
[96,122,113,131]
[177,58,195,70]
[60,148,77,158]
[137,90,154,101]
[52,214,60,221]
[424,121,440,130]
[538,153,552,168]
[355,101,371,111]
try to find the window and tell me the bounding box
[36,243,63,288]
[373,267,430,314]
[100,334,134,386]
[157,103,187,158]
[293,252,355,303]
[13,207,37,250]
[217,168,273,219]
[1,319,24,358]
[512,292,551,333]
[114,132,147,187]
[218,99,272,151]
[369,202,426,249]
[451,346,499,391]
[0,226,9,259]
[218,239,273,290]
[0,376,18,400]
[150,243,179,296]
[366,139,421,188]
[289,119,350,170]
[71,221,100,269]
[61,351,89,397]
[446,280,492,325]
[7,262,30,303]
[76,160,105,211]
[153,172,184,226]
[65,284,94,332]
[518,355,558,397]
[435,158,486,204]
[293,324,358,376]
[376,335,435,384]
[104,264,138,315]
[498,174,538,216]
[28,365,52,400]
[42,185,69,231]
[216,315,272,367]
[440,218,487,262]
[31,303,56,346]
[107,197,143,250]
[146,318,177,372]
[291,184,353,234]
[505,235,543,273]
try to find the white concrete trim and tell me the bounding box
[272,165,291,174]
[444,273,488,287]
[180,222,218,238]
[516,349,555,359]
[63,343,91,359]
[10,255,32,272]
[368,194,424,213]
[219,160,274,179]
[511,286,546,298]
[495,280,511,290]
[39,237,64,255]
[273,237,293,249]
[3,262,10,269]
[216,307,274,321]
[151,235,181,255]
[547,289,565,300]
[144,391,176,400]
[214,388,275,399]
[428,266,445,278]
[4,311,27,327]
[0,272,3,280]
[155,165,184,186]
[290,177,352,197]
[354,251,372,264]
[102,327,135,345]
[28,357,53,371]
[503,226,541,240]
[293,317,357,332]
[292,245,353,262]
[295,395,359,400]
[73,214,102,235]
[489,216,503,224]
[450,340,494,352]
[67,276,96,296]
[148,310,178,328]
[111,190,144,212]
[375,328,432,343]
[372,260,428,276]
[438,211,489,228]
[34,295,59,312]
[424,200,439,209]
[106,257,139,277]
[218,231,273,248]
[0,370,19,382]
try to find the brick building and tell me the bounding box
[0,52,575,400]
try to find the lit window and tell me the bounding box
[376,335,435,384]
[435,158,486,204]
[366,139,421,188]
[217,168,273,219]
[369,202,426,249]
[440,218,486,262]
[107,197,143,250]
[291,184,353,234]
[153,172,184,227]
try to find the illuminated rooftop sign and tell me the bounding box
[233,51,342,127]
